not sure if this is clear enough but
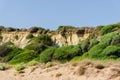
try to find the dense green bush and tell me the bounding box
[6,27,16,32]
[88,39,99,50]
[29,27,39,33]
[26,33,34,39]
[53,45,81,61]
[38,47,56,63]
[100,23,120,35]
[78,39,89,53]
[2,41,14,47]
[0,64,5,70]
[3,47,23,62]
[9,50,38,64]
[25,42,47,53]
[29,26,46,33]
[100,25,116,35]
[32,34,52,46]
[111,34,120,46]
[100,46,120,59]
[100,32,119,46]
[87,43,107,59]
[0,45,12,57]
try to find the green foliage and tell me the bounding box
[0,45,12,57]
[29,27,39,33]
[14,35,19,40]
[0,64,5,70]
[100,24,120,35]
[3,47,23,62]
[2,41,14,47]
[100,32,119,46]
[14,63,25,71]
[100,46,120,59]
[111,34,120,46]
[25,43,47,53]
[87,44,107,59]
[26,33,34,39]
[57,26,75,31]
[38,47,56,63]
[9,50,38,64]
[88,39,99,50]
[32,34,52,46]
[53,45,81,61]
[29,26,46,33]
[6,27,16,32]
[79,39,89,53]
[46,62,52,68]
[27,60,39,66]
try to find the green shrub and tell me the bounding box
[25,43,47,53]
[0,64,5,70]
[88,39,99,50]
[79,39,89,53]
[3,41,14,46]
[14,63,25,71]
[87,43,107,59]
[0,45,12,57]
[29,27,39,33]
[46,62,52,68]
[100,32,119,46]
[26,33,34,39]
[3,47,23,62]
[39,47,56,63]
[100,46,120,59]
[29,27,46,33]
[9,50,38,64]
[100,25,116,35]
[14,35,19,40]
[27,60,39,66]
[53,45,81,61]
[32,34,52,46]
[6,27,16,32]
[111,34,120,46]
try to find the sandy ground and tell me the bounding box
[0,61,120,80]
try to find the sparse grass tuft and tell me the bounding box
[27,60,39,66]
[14,63,25,71]
[0,63,5,70]
[46,62,52,68]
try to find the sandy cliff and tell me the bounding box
[0,27,95,48]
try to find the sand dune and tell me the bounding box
[0,61,120,80]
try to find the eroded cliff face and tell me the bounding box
[0,32,30,48]
[0,27,95,48]
[51,27,94,47]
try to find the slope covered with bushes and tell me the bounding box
[0,23,119,65]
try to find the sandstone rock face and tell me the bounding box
[51,27,94,47]
[0,32,30,48]
[51,33,90,47]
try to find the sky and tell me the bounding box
[0,0,120,30]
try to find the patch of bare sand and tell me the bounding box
[0,61,120,80]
